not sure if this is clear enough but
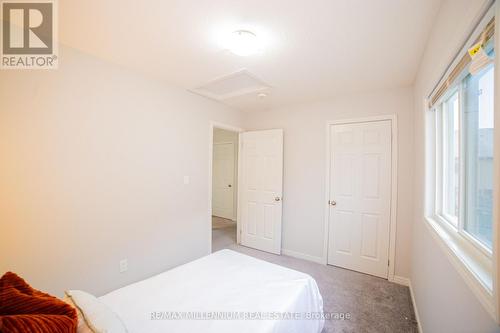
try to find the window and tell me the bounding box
[438,91,460,226]
[435,62,494,251]
[464,64,495,248]
[426,8,496,319]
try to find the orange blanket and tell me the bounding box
[0,272,77,333]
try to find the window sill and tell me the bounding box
[424,216,496,320]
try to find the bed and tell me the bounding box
[98,249,324,333]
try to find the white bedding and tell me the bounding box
[99,249,324,333]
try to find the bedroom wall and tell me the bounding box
[412,0,500,332]
[0,46,242,297]
[242,87,414,278]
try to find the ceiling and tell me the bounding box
[59,0,442,111]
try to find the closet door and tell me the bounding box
[327,120,392,278]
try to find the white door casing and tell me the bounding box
[327,120,392,278]
[239,129,283,254]
[212,142,235,220]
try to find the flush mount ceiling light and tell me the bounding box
[227,30,262,56]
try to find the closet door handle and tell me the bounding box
[328,200,337,206]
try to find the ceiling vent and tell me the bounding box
[191,69,270,101]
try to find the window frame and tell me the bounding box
[435,88,460,228]
[424,4,497,321]
[434,81,494,258]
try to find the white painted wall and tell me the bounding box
[0,46,242,297]
[213,128,239,220]
[412,0,500,332]
[243,87,414,278]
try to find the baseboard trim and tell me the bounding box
[392,275,410,286]
[390,276,422,332]
[282,249,324,265]
[408,279,423,333]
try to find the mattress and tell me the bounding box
[99,249,324,333]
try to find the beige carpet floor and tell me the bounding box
[212,226,418,333]
[212,216,236,229]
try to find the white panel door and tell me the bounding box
[212,142,235,220]
[327,120,392,278]
[240,129,283,254]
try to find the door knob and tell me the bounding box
[275,196,281,202]
[228,184,232,187]
[328,200,337,206]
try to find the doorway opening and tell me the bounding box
[209,124,284,255]
[211,126,239,252]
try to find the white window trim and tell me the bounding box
[424,2,498,322]
[424,216,495,318]
[426,77,496,322]
[435,89,460,228]
[427,81,494,316]
[434,82,494,257]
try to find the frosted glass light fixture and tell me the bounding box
[227,30,262,56]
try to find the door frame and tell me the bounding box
[323,115,398,282]
[208,121,244,254]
